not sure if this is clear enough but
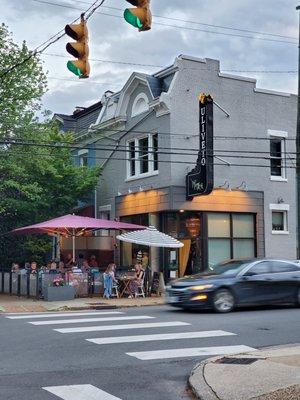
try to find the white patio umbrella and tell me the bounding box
[116,226,184,248]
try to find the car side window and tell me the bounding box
[246,262,272,275]
[271,262,300,273]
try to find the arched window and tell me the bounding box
[131,93,149,117]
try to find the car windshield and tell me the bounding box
[205,260,254,276]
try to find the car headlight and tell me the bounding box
[190,284,214,291]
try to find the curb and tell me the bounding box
[0,301,165,313]
[187,344,300,400]
[188,358,221,400]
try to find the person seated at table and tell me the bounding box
[11,263,20,273]
[81,260,90,274]
[49,261,58,275]
[64,253,74,271]
[30,261,38,275]
[58,261,65,274]
[103,263,118,299]
[129,264,145,298]
[89,255,99,270]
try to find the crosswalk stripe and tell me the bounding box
[6,311,124,320]
[127,345,256,360]
[43,384,121,400]
[55,321,190,333]
[86,330,236,345]
[29,316,154,325]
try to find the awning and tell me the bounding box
[117,226,184,248]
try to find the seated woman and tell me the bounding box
[129,264,145,298]
[103,263,118,299]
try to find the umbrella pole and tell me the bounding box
[72,229,75,263]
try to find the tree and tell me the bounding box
[0,24,101,267]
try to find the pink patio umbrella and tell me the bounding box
[12,214,146,261]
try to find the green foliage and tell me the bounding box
[0,24,101,267]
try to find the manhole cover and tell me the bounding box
[215,357,259,365]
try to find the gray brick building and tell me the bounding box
[56,55,297,279]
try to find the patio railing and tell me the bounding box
[0,270,104,299]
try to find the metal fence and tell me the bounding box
[0,270,104,299]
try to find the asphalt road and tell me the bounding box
[0,305,299,400]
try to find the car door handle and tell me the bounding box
[265,278,273,281]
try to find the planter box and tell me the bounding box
[44,286,75,302]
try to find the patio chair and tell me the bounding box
[135,275,145,298]
[111,282,119,298]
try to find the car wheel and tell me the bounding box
[213,288,235,313]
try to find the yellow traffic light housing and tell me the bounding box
[65,17,90,78]
[124,0,152,31]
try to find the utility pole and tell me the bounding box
[297,6,300,258]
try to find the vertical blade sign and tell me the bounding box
[186,94,214,199]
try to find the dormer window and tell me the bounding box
[131,93,149,117]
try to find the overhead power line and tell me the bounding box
[0,139,298,165]
[30,0,297,46]
[32,0,298,41]
[43,52,297,74]
[0,148,298,171]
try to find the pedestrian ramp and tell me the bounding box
[43,384,121,400]
[4,310,256,362]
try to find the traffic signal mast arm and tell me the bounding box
[124,0,152,31]
[65,16,90,78]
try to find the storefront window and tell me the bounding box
[233,239,255,259]
[232,214,254,238]
[208,213,255,267]
[120,214,149,267]
[208,239,231,267]
[208,213,230,237]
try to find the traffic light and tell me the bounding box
[124,0,152,31]
[65,17,90,78]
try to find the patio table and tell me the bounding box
[119,276,135,298]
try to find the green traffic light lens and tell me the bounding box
[124,9,143,29]
[67,61,83,77]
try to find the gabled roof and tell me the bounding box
[54,101,102,135]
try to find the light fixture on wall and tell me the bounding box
[128,188,132,194]
[235,181,248,191]
[277,197,284,204]
[218,180,231,191]
[117,191,122,196]
[139,186,144,192]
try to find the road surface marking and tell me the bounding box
[43,384,121,400]
[55,321,190,333]
[127,345,256,360]
[86,330,236,345]
[29,315,154,325]
[6,311,124,320]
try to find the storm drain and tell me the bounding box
[215,357,259,365]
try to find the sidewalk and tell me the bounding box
[188,344,300,400]
[0,294,165,313]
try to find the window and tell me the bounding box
[131,93,149,117]
[78,150,88,167]
[139,136,149,174]
[246,262,272,275]
[271,261,299,273]
[272,211,287,232]
[208,213,256,267]
[270,137,286,179]
[127,134,159,179]
[128,141,136,177]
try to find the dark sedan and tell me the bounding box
[166,259,300,313]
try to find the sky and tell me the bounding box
[1,0,299,115]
